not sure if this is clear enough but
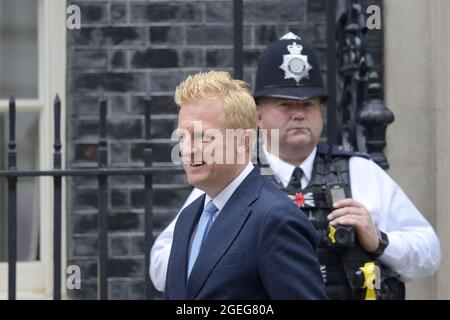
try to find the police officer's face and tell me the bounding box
[257,97,324,152]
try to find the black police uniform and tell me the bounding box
[259,142,405,299]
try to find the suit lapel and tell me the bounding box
[167,194,205,299]
[186,168,263,299]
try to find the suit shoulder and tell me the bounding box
[258,177,303,215]
[260,176,290,202]
[258,179,319,244]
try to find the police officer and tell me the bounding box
[150,33,441,299]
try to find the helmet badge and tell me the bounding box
[279,41,313,85]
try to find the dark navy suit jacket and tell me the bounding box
[165,167,327,300]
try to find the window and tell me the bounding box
[0,0,40,263]
[0,113,40,262]
[0,0,66,298]
[0,0,38,99]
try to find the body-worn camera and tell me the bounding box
[325,184,355,248]
[290,183,356,249]
[327,223,355,248]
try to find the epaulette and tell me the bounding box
[316,143,371,160]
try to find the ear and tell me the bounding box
[256,106,264,127]
[234,129,251,150]
[235,129,255,164]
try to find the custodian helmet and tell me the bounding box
[254,32,328,102]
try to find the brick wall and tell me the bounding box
[66,0,383,299]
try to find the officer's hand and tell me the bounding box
[327,199,379,253]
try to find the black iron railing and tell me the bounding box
[336,0,393,169]
[0,96,184,300]
[326,0,339,146]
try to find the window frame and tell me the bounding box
[0,0,67,299]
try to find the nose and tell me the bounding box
[290,106,306,121]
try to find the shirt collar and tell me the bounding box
[204,161,255,212]
[263,146,317,188]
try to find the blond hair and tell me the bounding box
[174,71,257,130]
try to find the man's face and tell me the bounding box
[177,99,237,195]
[257,97,324,152]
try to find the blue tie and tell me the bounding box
[187,200,218,278]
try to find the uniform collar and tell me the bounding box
[263,146,317,188]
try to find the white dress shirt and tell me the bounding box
[150,148,441,292]
[262,145,317,189]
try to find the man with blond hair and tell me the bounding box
[164,70,327,300]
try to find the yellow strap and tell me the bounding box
[328,225,336,244]
[360,262,377,300]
